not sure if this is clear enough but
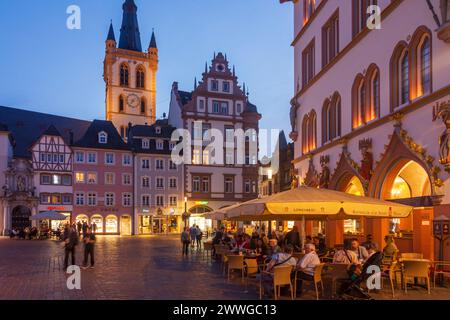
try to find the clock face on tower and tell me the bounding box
[127,94,140,109]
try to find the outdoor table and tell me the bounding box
[322,263,350,299]
[398,258,431,289]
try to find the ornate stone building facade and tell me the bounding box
[283,0,450,260]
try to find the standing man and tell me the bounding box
[181,227,190,256]
[196,225,203,249]
[63,225,79,271]
[82,227,96,269]
[190,224,197,248]
[284,225,301,252]
[76,221,82,236]
[82,221,88,238]
[92,222,97,234]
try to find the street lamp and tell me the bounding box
[267,168,273,238]
[182,197,190,229]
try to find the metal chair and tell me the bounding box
[432,261,450,288]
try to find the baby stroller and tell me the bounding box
[338,252,384,300]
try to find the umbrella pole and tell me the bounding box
[301,216,306,252]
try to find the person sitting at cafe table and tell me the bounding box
[362,234,378,251]
[382,235,398,259]
[268,238,281,257]
[238,234,251,251]
[333,238,359,264]
[295,243,321,294]
[313,236,327,257]
[265,245,297,272]
[351,238,369,263]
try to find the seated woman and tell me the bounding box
[239,234,252,251]
[382,235,398,261]
[333,238,359,265]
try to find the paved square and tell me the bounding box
[0,236,449,300]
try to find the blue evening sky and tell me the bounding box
[0,0,293,145]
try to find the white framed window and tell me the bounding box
[75,172,85,184]
[156,140,164,150]
[105,153,115,165]
[87,192,97,206]
[142,195,150,207]
[98,131,108,144]
[141,158,150,170]
[122,154,132,166]
[223,81,230,92]
[156,195,164,207]
[156,159,164,170]
[52,174,61,185]
[142,138,150,149]
[169,196,177,207]
[122,193,132,207]
[75,192,85,206]
[244,180,251,193]
[122,173,132,185]
[198,99,205,111]
[105,172,115,185]
[236,103,242,114]
[169,177,177,189]
[156,177,164,190]
[225,176,234,193]
[169,160,177,170]
[169,142,176,151]
[62,195,72,205]
[41,174,51,185]
[105,193,115,206]
[75,152,84,163]
[142,176,150,188]
[87,152,97,164]
[87,173,97,184]
[211,80,219,91]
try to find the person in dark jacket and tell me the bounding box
[181,227,190,256]
[284,226,301,251]
[63,226,79,270]
[82,227,96,269]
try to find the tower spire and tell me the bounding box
[149,29,157,49]
[119,0,142,52]
[194,77,198,90]
[205,62,208,74]
[106,20,116,42]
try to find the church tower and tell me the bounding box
[104,0,158,139]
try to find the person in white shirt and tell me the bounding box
[295,243,321,295]
[265,245,297,272]
[333,239,359,265]
[351,238,369,263]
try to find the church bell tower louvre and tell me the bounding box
[103,0,158,140]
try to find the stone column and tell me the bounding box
[31,206,37,228]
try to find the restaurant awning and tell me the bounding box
[225,187,413,221]
[203,203,243,221]
[30,211,68,221]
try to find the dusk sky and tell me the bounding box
[0,0,294,141]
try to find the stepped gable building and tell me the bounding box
[168,52,261,227]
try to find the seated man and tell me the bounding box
[333,239,359,265]
[351,238,369,263]
[295,243,321,294]
[259,245,297,296]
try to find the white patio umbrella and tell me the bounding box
[30,211,68,221]
[203,203,243,221]
[226,186,413,221]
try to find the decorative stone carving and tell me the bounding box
[359,138,374,181]
[433,100,450,172]
[319,155,330,189]
[438,0,450,42]
[289,100,300,142]
[17,176,26,192]
[304,157,319,187]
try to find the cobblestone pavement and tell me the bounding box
[0,236,449,300]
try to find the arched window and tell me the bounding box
[400,51,409,105]
[136,66,145,89]
[352,0,378,37]
[98,131,108,144]
[371,70,380,121]
[120,64,129,87]
[322,99,331,144]
[419,37,431,96]
[140,98,146,115]
[352,75,365,129]
[119,95,125,113]
[302,115,309,154]
[302,110,317,154]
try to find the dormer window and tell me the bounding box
[156,140,164,150]
[98,132,108,144]
[142,139,150,149]
[211,80,219,91]
[223,81,230,93]
[155,127,162,134]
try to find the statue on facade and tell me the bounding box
[359,138,373,181]
[319,155,330,189]
[289,101,300,142]
[17,176,26,192]
[433,101,450,169]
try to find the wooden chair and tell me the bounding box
[432,261,450,288]
[227,255,245,282]
[401,253,424,260]
[402,260,431,294]
[273,265,294,300]
[294,263,325,300]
